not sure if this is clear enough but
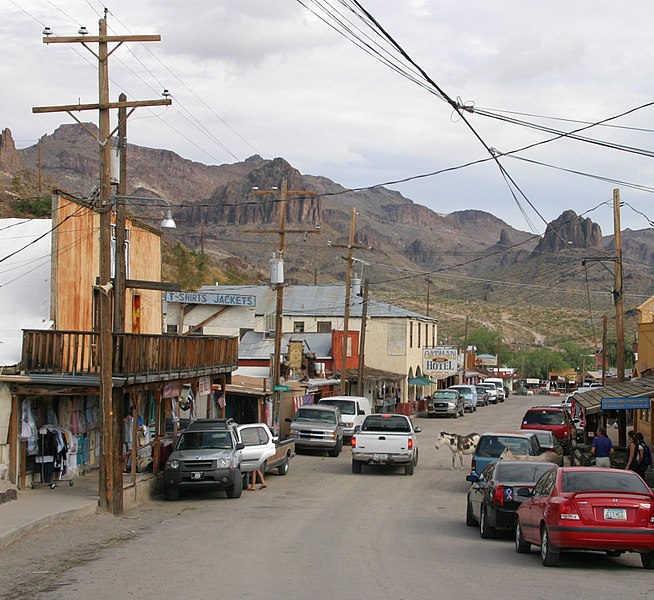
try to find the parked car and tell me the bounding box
[286,405,344,457]
[475,386,490,407]
[163,418,245,501]
[515,467,654,568]
[317,396,371,438]
[448,385,478,412]
[520,406,577,454]
[466,460,558,538]
[484,378,506,402]
[427,389,465,418]
[520,429,564,465]
[478,382,498,404]
[237,423,295,476]
[351,414,421,475]
[470,431,544,476]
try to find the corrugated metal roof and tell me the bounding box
[239,331,333,359]
[200,284,437,321]
[574,377,654,415]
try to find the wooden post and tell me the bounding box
[153,388,161,474]
[357,280,369,395]
[613,189,627,447]
[8,395,18,484]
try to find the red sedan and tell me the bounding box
[515,467,654,568]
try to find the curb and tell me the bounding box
[0,503,98,550]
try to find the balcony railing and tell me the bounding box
[21,329,238,377]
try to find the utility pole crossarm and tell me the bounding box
[33,99,171,114]
[43,34,161,44]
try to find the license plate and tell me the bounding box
[191,472,203,480]
[604,508,627,521]
[372,453,388,461]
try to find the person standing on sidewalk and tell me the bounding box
[591,426,614,468]
[625,430,645,476]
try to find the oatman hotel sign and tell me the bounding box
[423,346,458,377]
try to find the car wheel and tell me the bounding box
[328,439,342,458]
[277,458,289,476]
[642,552,654,569]
[466,497,476,527]
[164,485,180,501]
[515,519,530,553]
[541,526,560,566]
[352,460,362,474]
[405,461,415,476]
[414,450,419,467]
[460,406,465,417]
[452,410,459,419]
[473,405,477,412]
[225,470,243,499]
[480,505,496,539]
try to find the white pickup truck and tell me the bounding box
[350,414,421,475]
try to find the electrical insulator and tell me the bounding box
[270,252,284,285]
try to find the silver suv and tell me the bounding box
[163,419,245,501]
[286,405,344,457]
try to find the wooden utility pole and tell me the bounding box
[357,279,369,395]
[461,315,469,383]
[33,13,171,515]
[496,334,502,376]
[602,314,608,388]
[426,277,431,317]
[247,179,318,431]
[37,140,42,195]
[613,189,626,446]
[329,209,370,394]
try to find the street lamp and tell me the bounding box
[110,194,176,229]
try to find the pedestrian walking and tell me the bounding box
[590,426,613,468]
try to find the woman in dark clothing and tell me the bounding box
[626,430,645,476]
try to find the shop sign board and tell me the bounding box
[165,291,256,307]
[601,397,651,410]
[423,346,458,376]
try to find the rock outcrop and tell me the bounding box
[532,210,602,255]
[0,128,20,173]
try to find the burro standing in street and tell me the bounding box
[591,426,614,468]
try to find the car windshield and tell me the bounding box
[434,392,458,400]
[523,410,565,425]
[480,385,495,392]
[476,387,486,394]
[361,416,411,433]
[562,471,651,494]
[476,436,529,458]
[295,409,337,424]
[496,462,556,483]
[319,400,355,415]
[450,387,472,399]
[176,431,232,450]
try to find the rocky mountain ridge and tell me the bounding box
[5,123,654,312]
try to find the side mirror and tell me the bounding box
[235,442,245,451]
[358,409,365,415]
[272,436,279,444]
[285,417,292,423]
[517,487,533,498]
[466,473,479,483]
[414,427,422,433]
[354,425,361,433]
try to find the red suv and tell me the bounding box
[520,407,576,454]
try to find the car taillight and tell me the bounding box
[493,484,505,507]
[408,438,414,450]
[559,501,580,520]
[471,458,476,472]
[351,436,356,447]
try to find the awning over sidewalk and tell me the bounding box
[573,376,654,415]
[408,376,434,386]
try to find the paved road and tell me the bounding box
[10,396,654,599]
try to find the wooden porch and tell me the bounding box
[21,329,238,381]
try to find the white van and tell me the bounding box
[483,378,506,402]
[317,396,372,437]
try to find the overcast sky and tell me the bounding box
[4,1,654,235]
